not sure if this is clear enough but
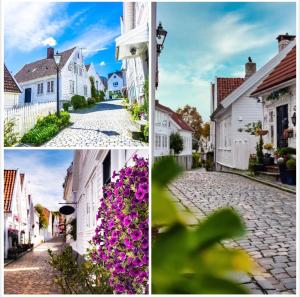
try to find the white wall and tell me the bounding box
[5,92,20,109]
[107,74,124,93]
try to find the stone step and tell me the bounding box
[264,165,279,173]
[256,171,280,182]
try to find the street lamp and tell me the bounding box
[53,51,62,117]
[156,22,167,54]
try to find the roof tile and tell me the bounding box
[217,77,244,102]
[4,170,17,213]
[4,65,21,93]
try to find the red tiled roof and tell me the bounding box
[4,170,17,213]
[15,47,76,83]
[155,100,193,132]
[252,46,296,95]
[4,65,21,93]
[217,77,244,102]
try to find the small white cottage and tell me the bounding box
[15,47,91,105]
[85,63,105,92]
[107,71,125,97]
[210,35,296,170]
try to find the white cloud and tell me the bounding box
[62,24,119,57]
[4,151,72,211]
[100,61,106,66]
[42,37,57,47]
[4,2,67,51]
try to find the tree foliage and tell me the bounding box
[170,133,184,154]
[177,105,203,140]
[202,122,210,138]
[35,204,49,229]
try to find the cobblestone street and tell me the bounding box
[4,237,65,294]
[169,170,296,294]
[43,99,147,147]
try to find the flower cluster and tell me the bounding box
[92,155,149,294]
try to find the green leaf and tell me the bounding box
[152,156,183,186]
[152,183,181,226]
[191,208,245,251]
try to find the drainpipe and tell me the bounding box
[211,118,217,171]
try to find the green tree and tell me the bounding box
[202,122,210,138]
[89,76,97,99]
[35,204,49,229]
[177,105,203,140]
[170,132,184,154]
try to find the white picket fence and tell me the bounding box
[5,101,58,137]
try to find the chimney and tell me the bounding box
[47,47,54,59]
[277,33,295,52]
[123,2,134,33]
[245,57,256,79]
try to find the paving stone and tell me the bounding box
[169,170,296,295]
[4,237,65,294]
[43,99,147,148]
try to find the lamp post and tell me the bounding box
[156,22,167,54]
[291,111,296,126]
[53,51,62,117]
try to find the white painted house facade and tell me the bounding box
[154,100,193,169]
[251,36,296,149]
[4,65,22,109]
[63,149,148,258]
[211,36,296,170]
[4,170,35,258]
[116,2,149,104]
[107,71,125,96]
[85,63,105,92]
[15,47,92,105]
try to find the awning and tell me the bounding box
[116,24,149,60]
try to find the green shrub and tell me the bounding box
[142,123,149,142]
[98,90,105,102]
[71,95,86,110]
[286,159,296,170]
[63,102,71,112]
[89,76,97,99]
[277,147,296,157]
[170,132,184,154]
[87,97,96,105]
[21,124,59,145]
[192,152,200,169]
[248,155,257,175]
[131,102,141,120]
[4,119,18,147]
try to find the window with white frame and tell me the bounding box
[47,81,54,93]
[84,85,88,96]
[37,83,43,95]
[219,117,232,148]
[69,80,75,94]
[113,82,118,87]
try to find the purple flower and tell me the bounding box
[123,215,132,227]
[131,229,143,241]
[124,237,133,249]
[115,264,125,274]
[132,257,143,267]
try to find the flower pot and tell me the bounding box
[279,165,287,184]
[285,169,296,185]
[263,155,274,165]
[253,164,264,172]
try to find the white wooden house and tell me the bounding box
[39,207,53,242]
[251,36,296,149]
[15,47,91,105]
[210,35,296,170]
[116,2,149,104]
[4,65,22,109]
[4,170,34,258]
[154,100,193,169]
[85,63,105,92]
[63,149,148,259]
[107,71,125,96]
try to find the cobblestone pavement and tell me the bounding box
[44,99,147,147]
[4,236,65,294]
[169,170,296,294]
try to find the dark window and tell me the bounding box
[103,151,111,186]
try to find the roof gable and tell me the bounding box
[15,47,76,83]
[108,71,123,80]
[4,65,21,93]
[252,46,296,95]
[4,170,17,213]
[220,40,296,109]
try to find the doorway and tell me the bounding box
[276,104,289,148]
[24,88,32,103]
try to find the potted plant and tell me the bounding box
[285,158,296,185]
[253,135,265,172]
[263,143,274,165]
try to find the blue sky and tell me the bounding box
[5,150,74,211]
[4,2,123,77]
[157,2,296,121]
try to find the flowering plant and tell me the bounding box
[92,155,149,294]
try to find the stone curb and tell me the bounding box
[220,170,296,195]
[4,248,33,267]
